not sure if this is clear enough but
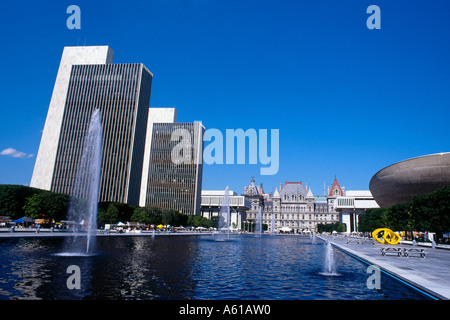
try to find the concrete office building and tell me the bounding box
[140,108,204,215]
[333,190,379,233]
[200,190,251,230]
[31,46,153,206]
[139,108,177,207]
[30,46,211,215]
[32,46,114,191]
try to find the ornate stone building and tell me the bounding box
[243,176,343,233]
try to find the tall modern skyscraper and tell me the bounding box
[31,46,153,206]
[139,108,204,215]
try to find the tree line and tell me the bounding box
[317,222,346,233]
[0,184,212,228]
[358,186,450,242]
[99,202,213,228]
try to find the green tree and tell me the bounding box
[187,215,213,228]
[22,193,44,218]
[0,185,41,219]
[358,186,450,242]
[336,222,346,232]
[317,222,346,233]
[23,191,69,220]
[177,212,189,227]
[98,202,119,224]
[45,192,69,220]
[412,186,450,240]
[161,209,176,226]
[430,186,450,235]
[161,209,188,226]
[357,208,387,232]
[145,206,163,225]
[386,203,414,231]
[131,207,150,224]
[114,202,135,222]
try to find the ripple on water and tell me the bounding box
[0,235,433,300]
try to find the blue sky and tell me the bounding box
[1,0,450,197]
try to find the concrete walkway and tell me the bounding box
[319,235,450,300]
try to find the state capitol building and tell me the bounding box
[243,176,344,233]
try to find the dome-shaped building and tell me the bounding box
[369,152,450,208]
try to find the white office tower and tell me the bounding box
[139,108,204,215]
[30,46,153,206]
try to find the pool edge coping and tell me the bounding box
[317,236,447,300]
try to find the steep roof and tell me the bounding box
[244,176,259,196]
[273,187,280,198]
[328,176,343,197]
[280,181,307,197]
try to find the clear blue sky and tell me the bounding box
[1,0,450,197]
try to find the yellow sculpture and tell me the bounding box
[372,228,401,245]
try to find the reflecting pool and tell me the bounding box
[0,235,431,300]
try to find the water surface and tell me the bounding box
[0,235,431,300]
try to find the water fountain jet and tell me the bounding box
[311,232,317,244]
[217,186,230,241]
[320,241,340,276]
[271,212,275,236]
[60,109,103,256]
[255,206,262,237]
